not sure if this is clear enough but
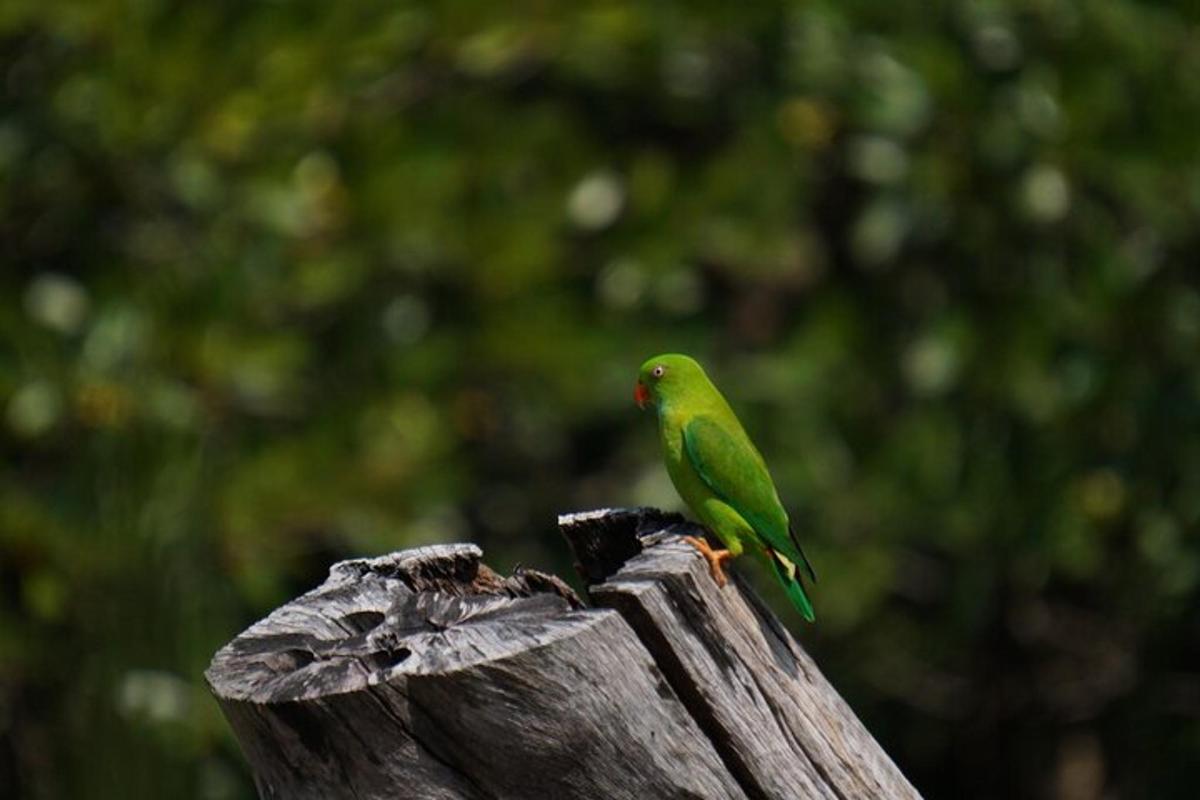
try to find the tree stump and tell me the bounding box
[206,509,921,799]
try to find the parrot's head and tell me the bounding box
[635,353,706,410]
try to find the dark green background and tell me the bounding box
[3,1,1198,797]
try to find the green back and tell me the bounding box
[682,415,799,563]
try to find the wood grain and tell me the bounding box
[207,542,745,799]
[208,510,921,799]
[560,508,922,800]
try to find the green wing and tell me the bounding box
[682,415,815,581]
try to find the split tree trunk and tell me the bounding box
[206,508,921,799]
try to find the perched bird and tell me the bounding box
[635,354,817,621]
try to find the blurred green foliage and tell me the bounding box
[2,0,1199,797]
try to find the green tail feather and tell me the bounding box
[769,552,816,623]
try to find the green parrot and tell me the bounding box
[635,353,817,621]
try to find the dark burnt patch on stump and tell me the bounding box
[558,506,687,584]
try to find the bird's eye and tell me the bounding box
[652,365,666,378]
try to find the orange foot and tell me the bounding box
[682,535,735,588]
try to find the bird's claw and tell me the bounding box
[682,535,734,588]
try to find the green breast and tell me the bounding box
[659,406,716,518]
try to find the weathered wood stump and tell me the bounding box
[206,508,921,799]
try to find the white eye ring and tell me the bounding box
[652,365,665,378]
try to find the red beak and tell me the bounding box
[634,381,650,409]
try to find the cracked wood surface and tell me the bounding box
[207,509,921,799]
[561,509,921,800]
[206,542,744,799]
